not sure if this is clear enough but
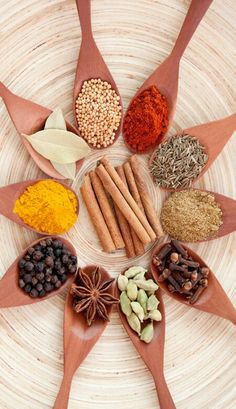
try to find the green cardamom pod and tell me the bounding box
[140,322,154,343]
[117,274,128,291]
[120,291,132,317]
[126,280,138,301]
[131,302,145,322]
[135,279,158,292]
[124,266,147,279]
[148,310,162,321]
[133,271,146,281]
[147,294,159,311]
[137,289,148,314]
[127,313,141,335]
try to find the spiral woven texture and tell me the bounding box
[0,1,235,408]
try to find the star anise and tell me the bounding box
[70,266,119,326]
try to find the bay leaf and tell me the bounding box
[45,108,66,130]
[45,109,76,179]
[25,129,91,164]
[51,161,76,179]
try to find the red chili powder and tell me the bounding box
[123,85,169,153]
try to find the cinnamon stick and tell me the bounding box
[100,157,156,241]
[113,205,136,258]
[123,162,144,212]
[116,166,145,257]
[80,174,116,253]
[90,171,125,250]
[129,155,163,238]
[96,164,151,245]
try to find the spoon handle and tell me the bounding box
[75,0,93,40]
[171,0,213,61]
[53,371,74,409]
[154,371,176,409]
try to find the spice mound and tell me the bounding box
[123,85,169,153]
[161,190,223,242]
[70,266,119,326]
[75,79,122,149]
[118,266,162,344]
[150,134,208,189]
[13,180,78,234]
[152,240,209,304]
[18,238,77,298]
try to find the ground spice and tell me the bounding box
[161,190,223,242]
[14,180,78,234]
[123,85,169,153]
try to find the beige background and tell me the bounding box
[0,0,235,408]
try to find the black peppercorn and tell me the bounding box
[24,254,31,261]
[68,265,77,274]
[52,240,60,249]
[33,251,43,261]
[36,283,43,292]
[54,260,62,270]
[24,284,32,293]
[25,262,34,272]
[54,249,62,257]
[44,283,53,292]
[39,240,47,248]
[61,274,67,283]
[55,280,62,289]
[62,254,69,265]
[51,275,58,284]
[19,279,25,288]
[71,255,77,264]
[32,277,38,286]
[36,272,45,281]
[36,262,44,273]
[27,247,35,256]
[23,274,32,284]
[46,238,53,246]
[39,289,46,297]
[45,274,52,283]
[19,259,26,269]
[30,288,39,298]
[58,267,66,276]
[45,256,54,267]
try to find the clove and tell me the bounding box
[179,256,200,268]
[171,240,188,257]
[169,263,187,273]
[158,268,171,282]
[156,244,172,260]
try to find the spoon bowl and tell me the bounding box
[53,265,116,409]
[123,0,213,153]
[0,236,77,308]
[149,113,236,191]
[0,179,79,235]
[116,269,176,409]
[73,0,123,149]
[151,242,236,325]
[0,82,84,179]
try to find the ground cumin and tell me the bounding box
[14,180,77,234]
[161,190,223,242]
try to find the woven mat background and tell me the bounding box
[0,1,235,408]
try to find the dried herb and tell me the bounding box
[71,267,119,326]
[150,134,208,189]
[161,190,223,242]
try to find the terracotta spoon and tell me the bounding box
[149,113,236,191]
[151,242,236,325]
[53,265,116,409]
[116,271,176,409]
[0,81,84,178]
[0,236,77,308]
[0,179,79,234]
[124,0,213,151]
[161,189,236,242]
[73,0,123,148]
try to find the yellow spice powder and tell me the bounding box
[13,180,78,234]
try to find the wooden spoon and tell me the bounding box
[53,265,116,409]
[151,242,236,325]
[73,0,123,148]
[0,81,84,178]
[0,179,79,235]
[116,271,176,409]
[161,188,236,242]
[124,0,213,152]
[149,113,236,191]
[0,236,77,308]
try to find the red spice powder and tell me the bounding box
[123,86,169,153]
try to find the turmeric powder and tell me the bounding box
[13,180,78,234]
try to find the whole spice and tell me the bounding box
[75,79,122,148]
[150,134,208,189]
[152,240,209,304]
[14,180,78,234]
[71,267,119,326]
[123,86,169,153]
[18,238,77,298]
[161,190,223,242]
[118,267,162,343]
